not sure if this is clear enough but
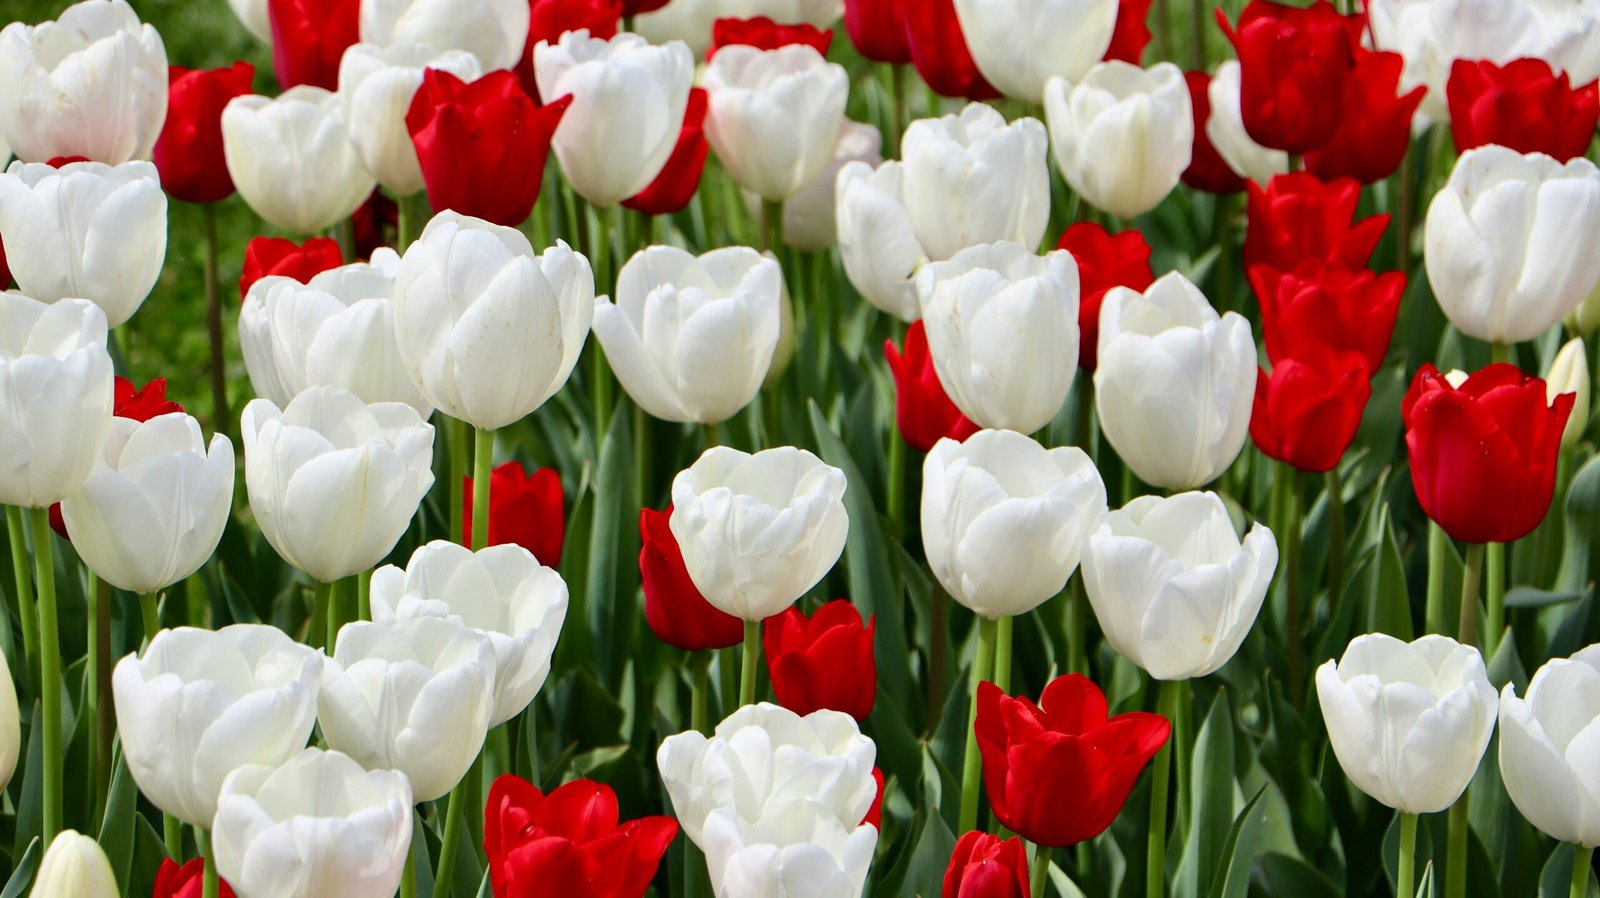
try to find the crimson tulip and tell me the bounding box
[621,0,669,14]
[975,675,1169,848]
[942,830,1029,898]
[238,236,343,300]
[517,0,623,98]
[485,774,677,898]
[903,0,1000,100]
[0,240,10,291]
[1102,0,1154,65]
[1217,0,1353,154]
[622,87,709,216]
[267,0,360,91]
[1243,172,1389,273]
[1403,364,1574,545]
[463,461,566,568]
[51,376,184,540]
[865,766,885,829]
[152,858,236,898]
[1180,70,1249,195]
[763,599,876,722]
[406,69,570,228]
[639,506,744,652]
[885,321,980,452]
[1055,222,1155,370]
[1251,346,1372,473]
[1249,260,1404,374]
[1447,58,1600,162]
[350,190,398,260]
[153,62,256,204]
[709,17,834,59]
[1304,50,1426,184]
[844,0,912,63]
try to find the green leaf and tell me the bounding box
[1257,852,1343,898]
[0,839,38,898]
[1367,504,1414,641]
[585,408,634,689]
[1506,587,1590,609]
[1207,785,1269,898]
[12,699,41,860]
[1539,843,1595,897]
[97,742,138,892]
[1177,690,1237,898]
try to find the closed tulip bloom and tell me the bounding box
[834,159,923,320]
[1317,634,1498,813]
[904,0,1000,99]
[710,16,835,58]
[1045,62,1193,220]
[1055,222,1153,371]
[213,748,413,898]
[319,617,496,801]
[1180,70,1247,195]
[942,831,1028,898]
[1249,260,1404,374]
[1202,61,1289,187]
[764,600,876,721]
[1095,274,1256,490]
[370,540,568,726]
[0,296,113,508]
[922,430,1106,619]
[152,858,237,898]
[1217,0,1352,154]
[339,44,482,197]
[31,831,117,898]
[624,87,710,216]
[518,0,623,96]
[884,321,979,453]
[239,236,343,300]
[596,246,782,424]
[1303,50,1425,184]
[703,44,849,201]
[241,386,435,583]
[154,62,256,204]
[111,625,323,828]
[703,806,879,898]
[669,446,849,621]
[1425,146,1600,345]
[0,650,15,794]
[1244,172,1389,274]
[902,105,1051,263]
[1499,645,1600,846]
[1547,338,1590,449]
[223,87,376,234]
[842,0,909,63]
[394,212,594,429]
[228,0,273,43]
[269,0,362,90]
[976,675,1169,847]
[953,0,1115,103]
[1448,58,1600,162]
[751,121,882,251]
[463,462,567,567]
[1103,0,1154,64]
[1251,347,1372,473]
[361,0,531,70]
[641,506,745,652]
[0,0,166,165]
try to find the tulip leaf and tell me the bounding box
[11,699,41,861]
[1505,587,1590,609]
[0,838,37,898]
[1178,690,1238,898]
[902,788,956,898]
[1047,863,1092,898]
[1256,851,1342,898]
[1538,842,1595,897]
[125,813,168,898]
[585,407,634,689]
[1558,452,1600,593]
[1366,504,1414,642]
[97,742,137,892]
[1206,784,1268,898]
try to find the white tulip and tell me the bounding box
[0,296,113,508]
[834,160,924,321]
[953,0,1117,103]
[1499,644,1600,847]
[703,45,849,201]
[226,0,272,43]
[748,120,882,252]
[360,0,530,70]
[394,211,595,430]
[0,160,167,327]
[241,249,433,416]
[1316,633,1498,814]
[921,429,1106,620]
[370,540,567,727]
[0,649,16,794]
[704,807,878,898]
[318,617,496,802]
[338,43,483,197]
[0,0,167,165]
[223,87,377,235]
[1204,61,1288,186]
[595,246,783,424]
[1095,273,1255,490]
[1548,338,1590,449]
[1045,62,1193,221]
[1425,146,1600,345]
[1082,491,1277,680]
[213,748,413,898]
[241,386,435,584]
[111,625,324,828]
[30,831,117,898]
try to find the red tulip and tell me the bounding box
[1447,58,1600,162]
[153,62,256,204]
[1403,364,1574,544]
[1251,346,1372,473]
[622,0,669,14]
[640,507,744,652]
[864,766,885,829]
[1248,260,1403,374]
[1102,0,1154,65]
[1217,0,1354,154]
[942,830,1030,898]
[350,189,399,260]
[623,87,709,216]
[463,462,566,568]
[485,774,677,898]
[517,0,623,98]
[0,239,10,290]
[709,16,834,59]
[1243,172,1389,274]
[52,376,185,539]
[152,858,236,898]
[239,236,343,300]
[267,0,360,91]
[885,321,980,452]
[1055,223,1155,370]
[763,599,876,721]
[1180,70,1248,195]
[844,0,912,63]
[903,0,1001,99]
[1304,50,1426,184]
[975,675,1169,848]
[407,69,571,228]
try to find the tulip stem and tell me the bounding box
[357,570,371,621]
[1458,543,1485,650]
[959,616,998,833]
[449,418,468,546]
[434,785,468,898]
[198,829,220,898]
[1325,467,1346,606]
[1032,844,1054,898]
[400,840,417,898]
[760,200,783,255]
[30,506,61,845]
[165,813,182,861]
[993,615,1013,694]
[86,572,101,815]
[691,650,710,733]
[473,428,492,552]
[325,577,345,652]
[1147,679,1181,898]
[888,64,907,159]
[1484,542,1506,659]
[1279,464,1305,705]
[92,574,113,823]
[739,619,760,707]
[886,418,906,540]
[1425,523,1448,637]
[140,591,160,647]
[336,217,355,263]
[309,581,330,651]
[1397,812,1417,898]
[1572,845,1593,898]
[202,203,230,436]
[7,506,37,693]
[1445,791,1469,898]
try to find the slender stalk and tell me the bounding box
[634,404,649,513]
[434,784,468,898]
[1189,0,1207,69]
[703,422,719,451]
[1076,379,1096,460]
[889,64,907,159]
[86,572,101,814]
[1445,792,1469,898]
[993,615,1014,694]
[739,620,760,707]
[1459,543,1485,651]
[140,592,160,648]
[1396,144,1414,276]
[8,506,37,691]
[473,428,493,552]
[198,829,220,898]
[1066,584,1086,676]
[928,583,949,733]
[691,651,710,733]
[1572,845,1593,898]
[93,574,112,821]
[1282,465,1305,704]
[959,617,998,833]
[1397,812,1418,898]
[165,813,183,861]
[886,423,906,540]
[1154,0,1172,61]
[465,754,486,865]
[1325,467,1346,605]
[336,217,355,262]
[449,418,468,546]
[1426,523,1448,637]
[1484,541,1506,659]
[325,577,345,653]
[357,570,371,622]
[31,507,61,844]
[202,203,230,436]
[761,200,784,255]
[309,580,331,651]
[1032,844,1054,898]
[399,839,418,898]
[1147,679,1181,898]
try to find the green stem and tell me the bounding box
[325,577,345,653]
[1459,543,1485,650]
[1445,791,1469,898]
[1032,844,1054,898]
[740,620,760,707]
[691,651,710,733]
[1572,845,1593,898]
[703,422,719,451]
[1484,541,1506,659]
[959,617,998,833]
[93,574,112,823]
[357,570,371,622]
[86,572,101,816]
[140,591,160,648]
[760,200,783,255]
[1281,465,1304,704]
[203,203,230,436]
[165,813,183,861]
[886,415,906,540]
[1075,379,1096,461]
[8,506,37,692]
[1189,0,1206,68]
[1396,140,1414,277]
[888,64,907,159]
[449,418,468,546]
[1066,584,1086,676]
[1398,812,1418,898]
[398,191,422,251]
[1426,523,1448,637]
[464,754,486,866]
[399,838,418,898]
[928,583,949,733]
[309,581,331,652]
[198,829,219,898]
[473,428,493,552]
[1490,342,1513,368]
[31,507,61,844]
[434,785,468,898]
[993,615,1014,694]
[1325,467,1346,605]
[1147,679,1181,898]
[336,217,355,263]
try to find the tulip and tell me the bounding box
[0,296,113,509]
[703,44,849,201]
[1055,222,1154,371]
[922,430,1106,619]
[1248,260,1404,374]
[764,600,876,721]
[669,446,849,621]
[1447,58,1600,162]
[111,625,324,827]
[1404,363,1573,545]
[228,0,273,43]
[239,236,343,300]
[213,748,414,898]
[834,159,923,320]
[842,0,910,63]
[1425,146,1600,345]
[463,462,567,567]
[154,62,256,204]
[884,321,980,453]
[595,246,782,424]
[1499,644,1600,847]
[641,506,746,652]
[223,87,377,234]
[152,858,236,898]
[269,0,362,90]
[1316,633,1498,813]
[0,0,167,165]
[1180,70,1247,195]
[241,385,435,583]
[47,375,185,542]
[1217,0,1353,154]
[519,0,623,96]
[0,649,15,793]
[1251,347,1373,473]
[1202,61,1289,188]
[916,242,1080,433]
[1547,338,1591,449]
[702,807,879,898]
[30,831,118,898]
[1095,273,1256,490]
[942,831,1029,898]
[904,0,1000,99]
[318,617,497,801]
[393,212,595,429]
[952,0,1115,104]
[710,16,835,58]
[1103,0,1154,64]
[370,540,568,726]
[750,121,882,251]
[976,674,1169,847]
[361,0,531,70]
[485,774,678,898]
[1303,50,1426,184]
[338,44,482,198]
[240,249,432,415]
[1045,62,1193,220]
[1244,172,1389,274]
[624,87,710,215]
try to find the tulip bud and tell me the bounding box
[1547,338,1590,449]
[952,0,1117,104]
[1251,347,1372,473]
[1055,222,1154,371]
[1180,70,1247,196]
[942,831,1029,898]
[906,105,1051,263]
[843,0,910,64]
[641,506,745,652]
[1045,62,1193,221]
[703,45,849,201]
[1203,61,1288,187]
[1249,260,1404,374]
[154,62,257,204]
[223,87,377,235]
[1216,0,1352,154]
[361,0,532,71]
[486,775,678,897]
[239,236,344,300]
[884,321,979,453]
[1244,172,1390,273]
[338,43,482,197]
[31,831,118,898]
[0,650,16,794]
[463,462,567,568]
[834,159,924,321]
[904,0,1000,99]
[747,121,882,251]
[152,858,237,898]
[623,87,710,216]
[269,0,362,90]
[1448,58,1600,162]
[764,600,876,722]
[1499,644,1600,847]
[1303,49,1425,185]
[517,0,622,97]
[228,0,272,44]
